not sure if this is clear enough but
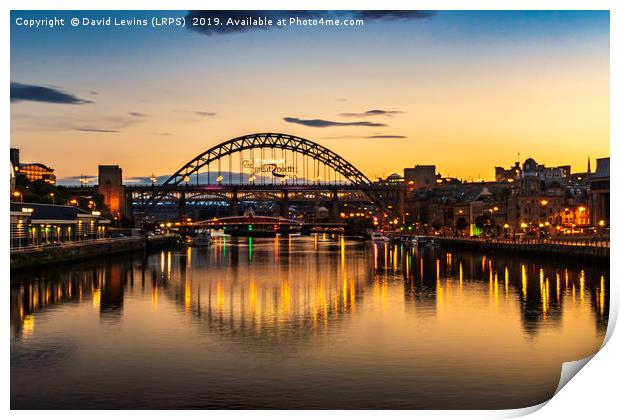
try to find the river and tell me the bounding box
[10,235,609,409]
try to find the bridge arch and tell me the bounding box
[164,133,371,187]
[143,133,385,212]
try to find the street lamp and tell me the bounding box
[12,191,22,202]
[49,192,55,205]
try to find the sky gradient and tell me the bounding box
[10,10,610,184]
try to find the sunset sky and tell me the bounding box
[10,10,609,184]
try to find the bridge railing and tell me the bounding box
[433,235,610,248]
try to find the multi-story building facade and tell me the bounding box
[98,165,126,217]
[10,148,57,185]
[405,156,605,237]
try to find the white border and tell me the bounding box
[3,1,616,419]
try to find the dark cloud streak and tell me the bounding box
[11,82,93,104]
[322,134,407,140]
[339,109,404,118]
[75,128,119,133]
[365,135,407,139]
[284,117,386,128]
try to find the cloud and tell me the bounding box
[284,117,386,128]
[10,82,94,104]
[128,112,147,117]
[75,128,119,133]
[364,135,407,139]
[358,11,435,20]
[339,109,404,118]
[322,134,407,140]
[186,10,434,36]
[173,109,217,117]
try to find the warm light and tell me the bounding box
[520,222,528,228]
[92,211,101,216]
[503,224,509,229]
[599,220,606,227]
[21,207,34,213]
[540,199,549,206]
[183,175,190,183]
[493,206,499,211]
[12,191,21,197]
[578,206,586,212]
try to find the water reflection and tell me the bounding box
[11,236,609,409]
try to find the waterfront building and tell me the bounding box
[590,157,610,229]
[405,156,605,237]
[10,148,57,185]
[405,181,509,235]
[17,163,57,185]
[98,165,126,217]
[9,202,110,248]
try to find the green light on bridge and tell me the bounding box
[248,224,253,232]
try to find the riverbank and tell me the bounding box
[432,236,609,262]
[10,234,179,271]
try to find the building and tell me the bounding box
[495,161,521,182]
[17,163,57,185]
[590,157,610,229]
[405,181,510,235]
[404,165,436,189]
[404,156,604,237]
[10,148,57,185]
[10,148,19,169]
[10,202,110,249]
[98,165,126,217]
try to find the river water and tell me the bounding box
[11,236,609,409]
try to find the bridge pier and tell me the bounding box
[280,191,289,218]
[178,191,187,218]
[230,190,239,216]
[329,192,340,223]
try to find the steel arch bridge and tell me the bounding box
[141,133,395,215]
